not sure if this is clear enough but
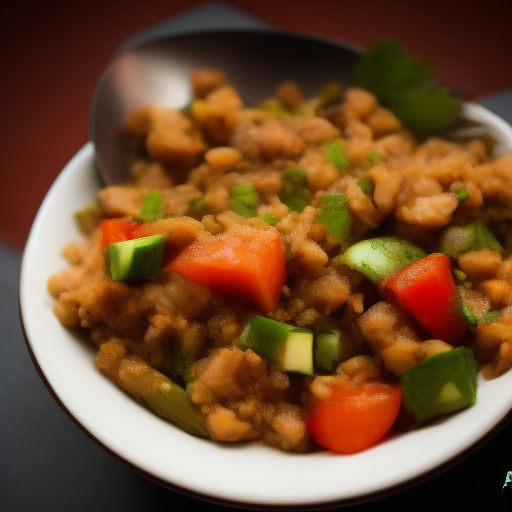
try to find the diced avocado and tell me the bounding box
[241,315,313,375]
[438,221,504,259]
[315,330,354,372]
[107,234,166,281]
[400,347,478,424]
[342,237,426,285]
[281,330,314,375]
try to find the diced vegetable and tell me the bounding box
[166,227,286,313]
[400,347,477,424]
[342,237,426,285]
[460,301,478,328]
[357,175,373,193]
[307,382,402,454]
[354,38,456,139]
[229,182,259,218]
[281,331,314,375]
[101,218,138,250]
[481,310,500,324]
[139,190,164,221]
[315,329,354,372]
[96,340,208,438]
[326,140,349,173]
[438,221,504,259]
[380,253,467,343]
[315,193,352,242]
[241,315,313,374]
[279,167,311,213]
[106,235,166,281]
[259,213,277,226]
[452,188,469,202]
[366,149,385,165]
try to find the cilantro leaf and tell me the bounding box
[354,38,456,139]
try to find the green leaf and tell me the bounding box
[354,38,456,138]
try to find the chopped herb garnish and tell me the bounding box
[453,269,467,281]
[354,38,456,139]
[259,213,277,226]
[283,167,308,186]
[357,176,373,193]
[453,188,470,202]
[481,311,500,324]
[326,140,349,173]
[315,193,352,242]
[230,182,259,218]
[139,190,164,222]
[460,301,478,329]
[279,168,312,213]
[367,149,385,165]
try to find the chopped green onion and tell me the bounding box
[279,168,312,213]
[460,301,478,329]
[357,176,373,193]
[259,213,277,226]
[230,182,259,218]
[453,188,470,202]
[315,193,352,242]
[139,190,164,222]
[326,140,349,173]
[283,167,308,187]
[366,149,385,165]
[453,269,467,281]
[481,311,500,324]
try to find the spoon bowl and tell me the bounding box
[89,29,363,185]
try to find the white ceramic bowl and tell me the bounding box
[20,101,512,509]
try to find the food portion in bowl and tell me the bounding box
[48,48,512,454]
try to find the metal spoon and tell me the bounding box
[89,29,512,187]
[89,29,362,186]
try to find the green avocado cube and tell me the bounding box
[107,235,166,281]
[400,347,478,424]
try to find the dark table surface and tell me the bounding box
[3,2,512,510]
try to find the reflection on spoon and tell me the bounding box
[89,30,362,186]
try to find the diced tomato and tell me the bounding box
[307,382,402,454]
[101,219,138,250]
[165,227,286,313]
[380,253,466,344]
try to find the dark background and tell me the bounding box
[2,0,511,250]
[3,1,512,511]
